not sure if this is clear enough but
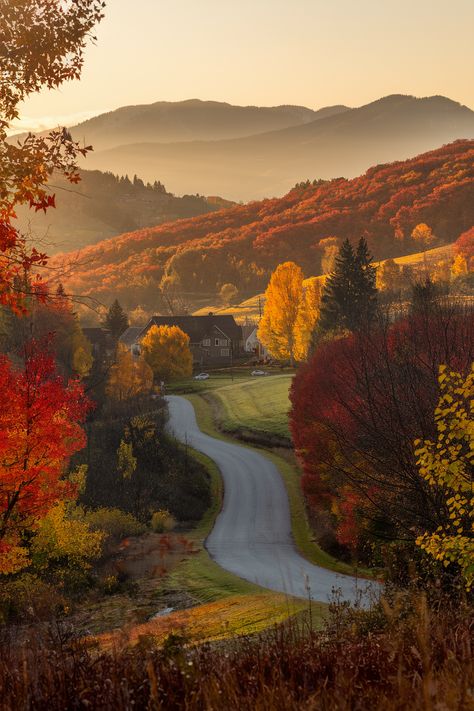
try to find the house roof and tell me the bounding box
[139,315,242,343]
[119,326,144,347]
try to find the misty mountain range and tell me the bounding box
[71,94,474,200]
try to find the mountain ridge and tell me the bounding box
[79,94,474,200]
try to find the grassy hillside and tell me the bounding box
[194,243,456,320]
[207,374,293,441]
[54,141,472,310]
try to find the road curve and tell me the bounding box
[167,395,378,604]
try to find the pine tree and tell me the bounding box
[103,300,129,340]
[354,237,378,325]
[318,237,377,334]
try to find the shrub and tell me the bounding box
[0,574,67,624]
[84,508,147,542]
[150,510,176,534]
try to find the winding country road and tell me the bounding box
[167,395,378,604]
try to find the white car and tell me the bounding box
[194,373,210,380]
[251,370,268,376]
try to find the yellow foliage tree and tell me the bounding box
[414,364,474,589]
[431,258,452,284]
[31,501,104,571]
[451,253,468,277]
[411,223,435,248]
[141,325,193,382]
[107,344,153,401]
[72,329,93,377]
[376,258,404,292]
[294,277,322,361]
[258,262,305,366]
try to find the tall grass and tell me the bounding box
[0,592,471,710]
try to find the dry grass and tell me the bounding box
[95,593,308,650]
[0,592,471,710]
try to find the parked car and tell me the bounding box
[194,373,210,380]
[251,370,268,376]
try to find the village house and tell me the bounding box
[119,314,243,367]
[242,323,269,360]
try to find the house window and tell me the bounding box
[220,348,230,357]
[202,338,211,347]
[215,338,228,346]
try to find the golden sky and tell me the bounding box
[15,0,474,131]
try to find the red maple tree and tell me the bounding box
[0,340,91,563]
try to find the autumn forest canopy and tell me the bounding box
[53,140,474,310]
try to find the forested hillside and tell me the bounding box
[54,140,474,309]
[13,169,233,253]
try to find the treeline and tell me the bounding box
[55,140,474,308]
[0,293,210,623]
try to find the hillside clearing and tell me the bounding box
[193,243,455,320]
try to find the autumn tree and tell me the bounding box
[141,325,193,382]
[414,365,474,589]
[412,223,435,249]
[318,238,378,334]
[0,341,91,573]
[294,277,322,361]
[219,283,239,306]
[106,344,153,402]
[0,0,104,310]
[103,299,129,340]
[258,262,305,366]
[318,237,340,275]
[31,500,104,573]
[290,303,474,562]
[454,226,474,272]
[377,258,404,294]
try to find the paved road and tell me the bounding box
[167,395,379,604]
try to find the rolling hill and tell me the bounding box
[80,95,474,200]
[69,99,345,148]
[14,169,234,254]
[53,140,474,311]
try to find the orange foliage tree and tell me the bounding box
[0,341,91,573]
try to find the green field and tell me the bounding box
[209,374,293,441]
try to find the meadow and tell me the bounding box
[205,373,293,441]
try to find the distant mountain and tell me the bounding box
[14,169,234,254]
[54,140,474,309]
[81,95,474,200]
[67,99,347,149]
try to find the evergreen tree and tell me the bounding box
[103,299,129,340]
[317,237,377,334]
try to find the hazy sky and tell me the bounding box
[15,0,474,131]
